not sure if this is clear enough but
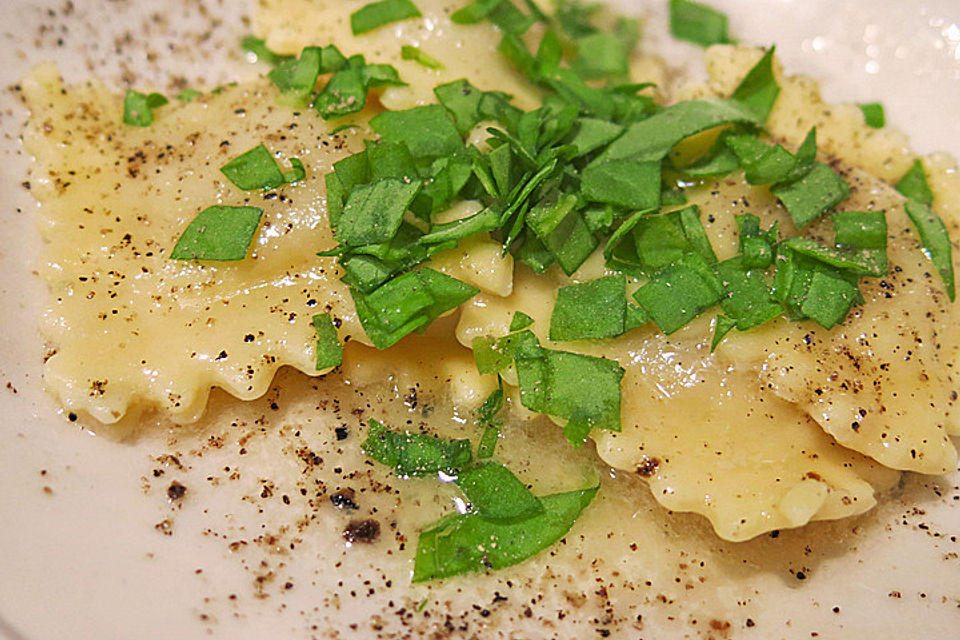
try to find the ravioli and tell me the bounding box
[25,0,959,543]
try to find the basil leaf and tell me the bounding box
[451,0,501,24]
[859,102,885,128]
[632,252,724,334]
[562,411,592,448]
[312,313,343,370]
[895,159,934,206]
[363,419,472,477]
[353,269,479,349]
[122,90,168,127]
[516,348,624,431]
[412,484,598,582]
[782,236,887,278]
[455,462,543,520]
[582,158,661,210]
[370,104,463,159]
[401,45,444,69]
[771,162,850,229]
[669,0,734,47]
[418,206,500,244]
[509,311,535,331]
[170,205,263,261]
[772,249,862,327]
[268,46,322,107]
[550,275,626,341]
[335,178,423,247]
[572,32,629,80]
[597,99,759,162]
[567,117,624,157]
[711,314,737,351]
[220,144,286,190]
[315,64,367,119]
[716,258,782,330]
[903,200,956,301]
[624,302,650,331]
[526,193,598,275]
[730,47,779,122]
[472,336,512,375]
[351,0,422,34]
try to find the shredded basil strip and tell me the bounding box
[401,45,445,69]
[509,311,535,331]
[352,269,479,349]
[669,0,734,47]
[312,313,343,370]
[362,419,472,477]
[550,275,626,341]
[455,462,543,520]
[412,484,598,582]
[221,144,304,190]
[771,162,850,229]
[122,90,168,127]
[895,159,934,206]
[170,205,263,261]
[350,0,422,35]
[633,252,724,334]
[514,334,624,432]
[903,200,956,301]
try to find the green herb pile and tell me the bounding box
[132,0,956,581]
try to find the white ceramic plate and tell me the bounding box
[0,1,958,638]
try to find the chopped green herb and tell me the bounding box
[352,269,479,349]
[477,424,500,459]
[363,419,472,477]
[859,102,885,128]
[549,275,626,341]
[401,45,445,70]
[370,104,463,159]
[632,252,724,334]
[451,0,501,24]
[170,205,263,261]
[220,144,303,191]
[771,162,850,229]
[562,411,592,448]
[772,249,862,328]
[418,206,500,245]
[669,0,734,47]
[122,90,168,127]
[895,159,934,206]
[715,258,782,330]
[903,200,956,301]
[509,311,535,331]
[711,314,737,351]
[175,89,202,102]
[455,462,543,519]
[572,32,629,80]
[781,236,886,278]
[526,193,598,275]
[350,0,422,34]
[730,47,779,122]
[597,98,759,162]
[516,346,624,432]
[582,158,661,210]
[335,178,423,246]
[412,484,598,581]
[312,313,343,370]
[268,46,323,107]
